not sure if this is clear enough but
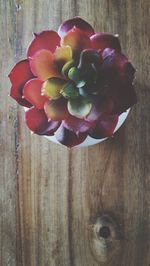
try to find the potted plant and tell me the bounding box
[8,17,137,148]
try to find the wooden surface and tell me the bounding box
[0,0,150,265]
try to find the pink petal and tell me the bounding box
[27,31,60,58]
[91,33,121,52]
[63,115,94,134]
[9,59,34,107]
[58,17,95,38]
[55,124,87,147]
[29,49,61,81]
[23,78,48,109]
[89,114,119,139]
[25,107,60,135]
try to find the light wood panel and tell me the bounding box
[0,0,150,265]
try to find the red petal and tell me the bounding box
[29,49,61,81]
[58,17,95,38]
[89,114,119,139]
[55,124,87,147]
[63,115,94,134]
[44,98,70,121]
[9,59,34,107]
[25,107,49,134]
[10,86,32,107]
[61,28,91,56]
[9,59,33,87]
[91,33,121,52]
[23,78,48,109]
[27,31,60,57]
[25,107,60,135]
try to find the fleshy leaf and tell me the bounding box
[101,48,116,59]
[9,59,34,107]
[61,59,76,77]
[78,87,88,97]
[41,120,61,136]
[90,33,121,52]
[10,86,32,107]
[54,45,72,63]
[89,114,119,139]
[100,49,136,113]
[63,115,94,134]
[42,77,67,99]
[23,78,48,109]
[68,97,92,118]
[29,49,61,81]
[61,28,91,56]
[60,82,80,99]
[85,97,114,122]
[58,17,95,38]
[25,106,60,135]
[9,59,34,87]
[44,98,70,121]
[101,48,135,83]
[27,31,60,57]
[110,83,137,114]
[78,49,102,72]
[55,123,87,147]
[77,49,102,92]
[68,67,86,87]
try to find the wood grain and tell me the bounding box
[0,0,150,265]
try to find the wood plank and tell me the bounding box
[0,0,150,265]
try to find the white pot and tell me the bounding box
[45,109,130,147]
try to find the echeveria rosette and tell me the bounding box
[8,17,137,148]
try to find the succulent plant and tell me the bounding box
[8,17,137,147]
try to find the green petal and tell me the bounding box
[68,67,86,88]
[78,87,88,97]
[67,97,92,118]
[61,59,76,77]
[61,82,80,99]
[42,77,66,99]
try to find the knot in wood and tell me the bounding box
[91,214,123,263]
